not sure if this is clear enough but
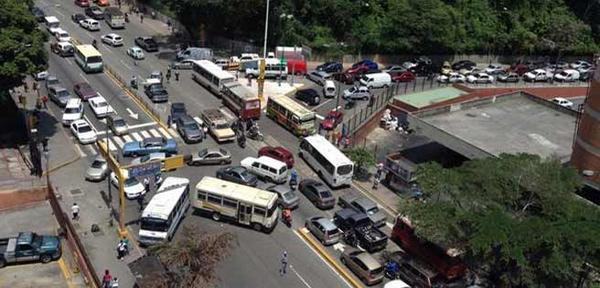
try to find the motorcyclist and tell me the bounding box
[130,75,138,89]
[289,169,298,189]
[237,132,246,148]
[384,260,400,279]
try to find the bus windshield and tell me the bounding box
[337,164,353,175]
[140,218,169,232]
[87,56,102,64]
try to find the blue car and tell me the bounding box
[351,59,378,70]
[122,137,177,157]
[316,61,343,73]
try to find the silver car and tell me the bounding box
[85,156,108,181]
[187,148,231,166]
[107,115,128,136]
[305,216,342,245]
[267,185,300,209]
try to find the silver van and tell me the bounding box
[305,216,341,245]
[323,80,336,98]
[341,247,384,285]
[176,47,213,61]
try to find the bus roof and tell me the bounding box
[192,60,235,81]
[223,82,258,101]
[142,177,190,220]
[195,176,277,207]
[304,134,353,166]
[269,95,315,118]
[75,44,101,57]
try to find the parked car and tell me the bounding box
[570,60,591,69]
[145,83,168,102]
[71,13,87,23]
[107,115,128,136]
[101,33,123,46]
[484,64,504,75]
[31,7,46,22]
[451,60,476,71]
[458,66,479,76]
[553,69,580,82]
[340,247,384,286]
[96,0,109,6]
[306,71,331,86]
[295,88,320,106]
[53,28,71,42]
[175,115,204,143]
[61,98,84,126]
[258,146,294,168]
[216,166,258,187]
[79,18,100,31]
[267,185,300,209]
[187,148,231,166]
[383,65,405,74]
[48,86,71,107]
[122,137,177,157]
[320,109,343,131]
[0,232,61,268]
[299,179,335,209]
[440,61,452,75]
[334,208,388,253]
[496,71,520,83]
[338,195,387,227]
[85,155,108,181]
[170,59,195,70]
[135,36,159,52]
[305,216,342,245]
[352,59,378,70]
[552,97,574,108]
[436,73,465,83]
[316,61,343,73]
[466,73,494,84]
[390,70,415,82]
[84,6,104,20]
[70,119,97,144]
[523,69,551,82]
[45,75,60,90]
[88,95,114,118]
[342,86,370,101]
[580,70,594,81]
[127,47,145,60]
[510,63,530,76]
[73,82,98,101]
[170,102,187,123]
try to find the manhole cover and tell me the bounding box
[70,189,83,196]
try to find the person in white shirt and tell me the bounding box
[71,203,80,220]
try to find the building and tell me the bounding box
[571,73,600,183]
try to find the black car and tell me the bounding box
[144,83,168,102]
[295,89,320,106]
[135,36,159,52]
[216,166,258,187]
[71,13,87,23]
[316,61,343,73]
[31,7,45,22]
[451,60,476,71]
[170,102,187,123]
[85,6,104,20]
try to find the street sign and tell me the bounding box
[128,162,161,178]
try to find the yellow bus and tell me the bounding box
[266,94,316,136]
[74,44,103,73]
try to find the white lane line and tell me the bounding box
[55,10,65,17]
[140,130,151,138]
[315,114,324,120]
[158,127,172,139]
[83,115,97,132]
[85,144,98,155]
[105,138,118,151]
[131,132,144,142]
[75,144,86,157]
[290,265,312,288]
[312,98,334,111]
[122,135,133,143]
[65,58,73,66]
[119,59,132,70]
[148,129,161,138]
[128,122,157,130]
[112,137,125,148]
[85,31,93,39]
[79,73,89,83]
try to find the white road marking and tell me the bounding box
[289,265,312,288]
[158,127,172,139]
[131,132,144,142]
[75,144,86,157]
[119,59,132,70]
[122,135,133,143]
[315,114,324,120]
[65,58,73,66]
[148,129,161,138]
[128,122,157,130]
[55,10,65,17]
[140,130,151,138]
[112,137,125,148]
[332,243,345,252]
[105,138,117,151]
[79,73,89,83]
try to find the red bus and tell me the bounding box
[221,82,261,120]
[391,215,467,281]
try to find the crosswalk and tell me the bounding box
[79,126,177,157]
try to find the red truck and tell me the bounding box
[391,215,467,281]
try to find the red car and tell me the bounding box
[73,82,98,101]
[74,0,90,7]
[391,71,415,82]
[258,146,294,168]
[510,63,529,76]
[320,109,343,131]
[287,58,307,75]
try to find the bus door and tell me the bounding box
[238,203,252,225]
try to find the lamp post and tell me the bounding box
[279,13,294,87]
[262,0,270,59]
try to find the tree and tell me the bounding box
[401,154,600,287]
[149,224,237,288]
[343,147,375,179]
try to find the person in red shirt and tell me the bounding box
[102,269,112,288]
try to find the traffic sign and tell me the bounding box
[128,162,161,178]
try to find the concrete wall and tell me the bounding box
[0,187,47,210]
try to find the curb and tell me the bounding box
[352,180,399,215]
[295,227,363,288]
[44,155,82,175]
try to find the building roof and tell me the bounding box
[394,87,467,109]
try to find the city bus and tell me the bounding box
[74,44,103,73]
[266,94,316,136]
[138,177,190,245]
[245,58,288,79]
[191,60,235,96]
[192,176,279,232]
[221,82,261,120]
[299,134,354,188]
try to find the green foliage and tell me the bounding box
[409,154,600,286]
[343,147,375,171]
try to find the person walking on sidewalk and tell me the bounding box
[279,250,288,276]
[102,270,112,288]
[166,70,171,83]
[140,13,144,23]
[71,203,80,220]
[137,193,145,212]
[111,277,119,288]
[174,70,179,81]
[122,236,130,255]
[117,240,126,260]
[372,175,380,190]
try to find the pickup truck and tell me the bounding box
[0,232,61,268]
[338,194,387,227]
[333,208,388,253]
[201,109,236,143]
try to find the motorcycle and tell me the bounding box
[289,177,298,190]
[247,124,264,141]
[130,78,138,90]
[237,133,246,148]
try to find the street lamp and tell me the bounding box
[262,0,270,59]
[278,13,294,87]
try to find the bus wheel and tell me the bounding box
[252,223,262,232]
[212,212,221,221]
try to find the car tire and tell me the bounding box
[40,254,52,263]
[252,223,262,232]
[212,212,221,221]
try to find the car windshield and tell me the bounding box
[319,190,332,198]
[215,123,229,129]
[239,170,251,179]
[124,177,139,186]
[65,107,80,114]
[91,160,105,168]
[113,119,126,127]
[184,122,199,130]
[95,101,107,107]
[348,87,357,93]
[283,191,295,200]
[140,218,169,232]
[78,125,92,133]
[58,91,70,98]
[337,164,353,175]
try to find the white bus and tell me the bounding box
[193,176,279,232]
[245,58,288,79]
[191,60,235,96]
[138,177,190,245]
[299,134,354,188]
[74,44,103,73]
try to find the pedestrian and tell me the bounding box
[71,203,80,220]
[122,236,130,255]
[41,94,48,109]
[102,270,112,288]
[376,162,384,179]
[140,13,144,23]
[235,70,239,80]
[372,175,380,190]
[111,277,119,288]
[279,251,288,276]
[137,193,145,212]
[167,20,172,31]
[117,0,121,8]
[33,81,38,91]
[117,240,126,260]
[166,70,171,83]
[174,70,179,81]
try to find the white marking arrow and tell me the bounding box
[126,108,139,120]
[333,243,345,252]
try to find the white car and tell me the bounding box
[570,60,591,69]
[343,86,371,100]
[101,33,123,46]
[484,64,504,75]
[61,98,84,126]
[466,73,494,84]
[127,47,145,60]
[553,69,580,82]
[130,152,167,166]
[110,170,147,199]
[79,18,100,31]
[459,66,479,75]
[552,97,574,108]
[88,95,114,118]
[70,119,97,144]
[53,28,71,42]
[437,73,465,83]
[523,69,551,82]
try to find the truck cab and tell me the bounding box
[0,232,61,267]
[201,109,235,143]
[334,208,388,253]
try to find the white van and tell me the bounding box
[62,98,83,126]
[53,28,71,42]
[241,156,289,184]
[323,80,336,98]
[44,16,61,33]
[359,72,392,89]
